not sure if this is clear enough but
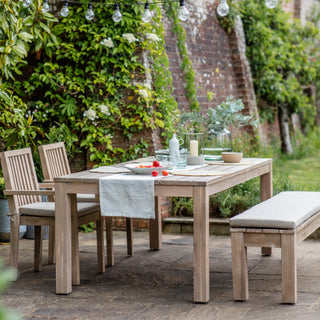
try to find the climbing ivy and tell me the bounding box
[1,1,178,165]
[164,2,200,112]
[218,0,320,134]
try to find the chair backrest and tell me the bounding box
[0,148,41,212]
[38,142,71,182]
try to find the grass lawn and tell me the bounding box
[273,151,320,191]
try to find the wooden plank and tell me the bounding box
[244,232,281,248]
[296,210,320,244]
[193,186,209,303]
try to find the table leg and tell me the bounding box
[260,163,273,256]
[106,217,114,267]
[193,186,209,303]
[149,196,162,250]
[126,218,133,256]
[55,182,72,294]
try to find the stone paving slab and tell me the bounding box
[0,232,320,320]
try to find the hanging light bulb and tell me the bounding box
[42,0,50,13]
[112,3,122,23]
[141,1,152,23]
[23,0,31,7]
[85,1,95,20]
[60,1,69,17]
[265,0,278,9]
[178,0,190,22]
[217,0,229,17]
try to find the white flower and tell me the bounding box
[144,81,152,91]
[122,33,138,44]
[138,89,149,99]
[83,108,97,121]
[98,104,110,116]
[146,33,160,42]
[100,37,114,48]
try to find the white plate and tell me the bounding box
[124,163,169,175]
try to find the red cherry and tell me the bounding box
[162,170,169,176]
[153,160,160,167]
[152,171,159,177]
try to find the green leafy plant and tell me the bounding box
[179,95,258,134]
[0,259,22,320]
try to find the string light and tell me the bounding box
[112,3,122,22]
[177,0,189,21]
[60,0,69,17]
[216,0,278,16]
[85,1,95,20]
[141,1,152,23]
[23,0,31,7]
[39,0,190,22]
[41,0,50,12]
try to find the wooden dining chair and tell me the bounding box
[38,142,133,266]
[0,147,105,280]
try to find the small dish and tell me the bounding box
[124,163,169,175]
[221,152,243,163]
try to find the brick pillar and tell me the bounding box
[229,16,265,142]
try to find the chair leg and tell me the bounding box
[10,214,20,270]
[48,225,55,264]
[34,226,43,272]
[106,217,114,267]
[71,195,80,285]
[126,218,133,256]
[96,217,105,273]
[281,233,297,304]
[231,231,249,301]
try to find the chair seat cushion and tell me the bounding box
[230,191,320,229]
[20,202,100,217]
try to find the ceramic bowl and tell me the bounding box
[221,152,243,163]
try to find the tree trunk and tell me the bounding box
[278,107,293,154]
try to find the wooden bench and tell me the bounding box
[230,191,320,304]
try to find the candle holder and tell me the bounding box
[184,132,205,165]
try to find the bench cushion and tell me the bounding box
[230,191,320,229]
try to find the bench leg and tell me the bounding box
[231,232,249,301]
[281,233,297,304]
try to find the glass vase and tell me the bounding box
[200,128,233,161]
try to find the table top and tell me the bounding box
[54,157,272,187]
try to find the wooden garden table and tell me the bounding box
[54,157,272,303]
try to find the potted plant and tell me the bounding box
[179,95,259,160]
[0,177,26,242]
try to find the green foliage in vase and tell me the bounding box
[178,95,258,134]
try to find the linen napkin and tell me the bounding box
[89,166,130,173]
[99,174,156,219]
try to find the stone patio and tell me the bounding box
[1,231,320,319]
